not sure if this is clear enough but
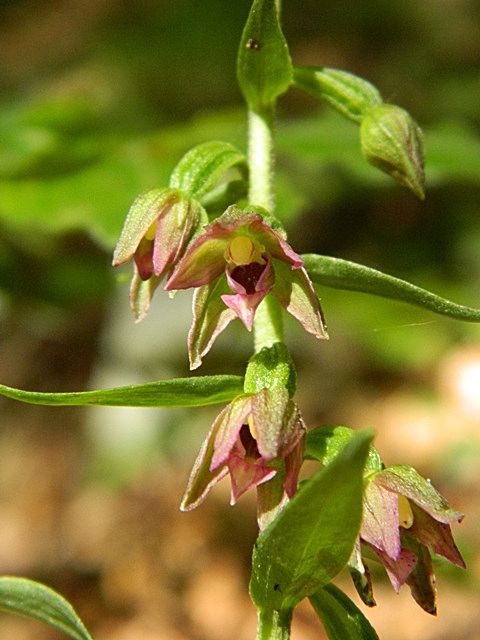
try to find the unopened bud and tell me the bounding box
[360,104,425,199]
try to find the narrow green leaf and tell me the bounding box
[0,375,244,408]
[250,429,373,611]
[303,254,480,323]
[237,0,292,111]
[309,583,379,640]
[0,577,93,640]
[169,141,246,200]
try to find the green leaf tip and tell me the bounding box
[0,375,244,408]
[303,254,480,323]
[250,429,373,611]
[0,576,93,640]
[237,0,292,112]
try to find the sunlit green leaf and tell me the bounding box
[0,375,244,408]
[309,583,379,640]
[0,577,93,640]
[303,254,480,322]
[250,429,372,611]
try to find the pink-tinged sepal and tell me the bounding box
[113,188,180,267]
[368,544,417,592]
[374,464,464,525]
[129,270,162,322]
[152,198,205,279]
[272,260,328,339]
[408,502,466,568]
[188,278,237,370]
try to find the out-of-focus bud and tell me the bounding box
[360,104,425,199]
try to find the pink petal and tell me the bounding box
[227,453,276,504]
[221,291,268,330]
[248,216,304,268]
[361,481,401,560]
[369,545,418,592]
[210,396,252,470]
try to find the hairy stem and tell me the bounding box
[256,608,292,640]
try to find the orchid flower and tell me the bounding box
[180,386,305,513]
[165,205,327,368]
[113,188,206,321]
[351,464,465,614]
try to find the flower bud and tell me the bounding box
[360,104,425,199]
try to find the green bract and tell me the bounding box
[244,342,297,397]
[237,0,292,111]
[250,429,373,611]
[169,140,247,201]
[293,66,382,123]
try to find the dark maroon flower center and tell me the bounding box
[230,262,265,294]
[239,424,261,459]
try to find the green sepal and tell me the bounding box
[188,276,237,370]
[169,140,247,201]
[0,576,93,640]
[309,583,379,640]
[237,0,292,112]
[305,425,383,475]
[293,66,382,123]
[244,342,296,397]
[360,103,425,199]
[112,187,180,266]
[250,429,373,611]
[303,254,480,323]
[0,375,244,408]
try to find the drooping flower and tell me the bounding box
[352,464,465,614]
[180,386,305,512]
[165,205,327,368]
[112,188,206,321]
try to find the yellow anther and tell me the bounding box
[398,495,414,529]
[144,220,157,241]
[229,236,255,265]
[248,414,257,440]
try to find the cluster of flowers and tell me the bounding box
[114,187,464,613]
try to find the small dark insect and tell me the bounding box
[246,38,261,50]
[273,583,281,592]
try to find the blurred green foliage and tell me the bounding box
[0,0,479,362]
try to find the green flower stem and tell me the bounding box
[256,607,292,640]
[248,106,285,349]
[248,107,275,211]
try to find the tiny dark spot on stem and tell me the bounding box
[246,38,261,50]
[274,583,281,591]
